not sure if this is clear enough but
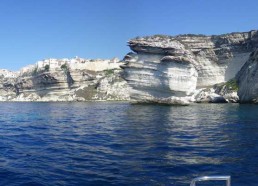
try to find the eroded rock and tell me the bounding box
[237,49,258,103]
[0,57,130,102]
[122,30,258,105]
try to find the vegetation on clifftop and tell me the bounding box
[61,64,68,73]
[32,66,38,76]
[44,65,50,72]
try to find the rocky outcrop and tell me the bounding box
[236,49,258,103]
[0,57,130,102]
[195,80,239,103]
[122,30,258,104]
[0,69,18,101]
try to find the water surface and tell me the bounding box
[0,102,257,185]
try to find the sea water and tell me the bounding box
[0,102,257,186]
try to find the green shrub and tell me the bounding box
[61,64,67,70]
[44,64,50,71]
[61,64,68,73]
[153,34,169,38]
[104,69,114,76]
[225,79,238,91]
[32,67,38,76]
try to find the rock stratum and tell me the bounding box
[122,30,258,105]
[237,49,258,103]
[1,30,258,104]
[0,57,130,102]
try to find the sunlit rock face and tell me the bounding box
[122,30,258,104]
[0,69,18,101]
[0,57,130,102]
[237,49,258,103]
[122,49,198,105]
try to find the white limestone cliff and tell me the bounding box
[0,57,130,102]
[1,30,258,104]
[122,30,258,104]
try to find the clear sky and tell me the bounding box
[0,0,257,70]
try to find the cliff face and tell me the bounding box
[236,49,258,103]
[122,30,258,104]
[1,30,258,103]
[0,58,130,101]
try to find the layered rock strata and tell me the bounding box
[122,30,258,104]
[236,49,258,103]
[0,57,130,101]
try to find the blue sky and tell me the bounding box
[0,0,257,70]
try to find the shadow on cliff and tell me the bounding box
[224,31,258,81]
[18,70,75,98]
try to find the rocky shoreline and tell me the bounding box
[122,30,258,105]
[0,57,130,102]
[1,30,258,104]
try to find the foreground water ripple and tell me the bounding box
[0,102,257,185]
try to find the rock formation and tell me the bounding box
[1,30,258,104]
[237,49,258,103]
[122,30,258,104]
[0,57,130,102]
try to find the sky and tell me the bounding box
[0,0,257,71]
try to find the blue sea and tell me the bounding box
[0,102,257,186]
